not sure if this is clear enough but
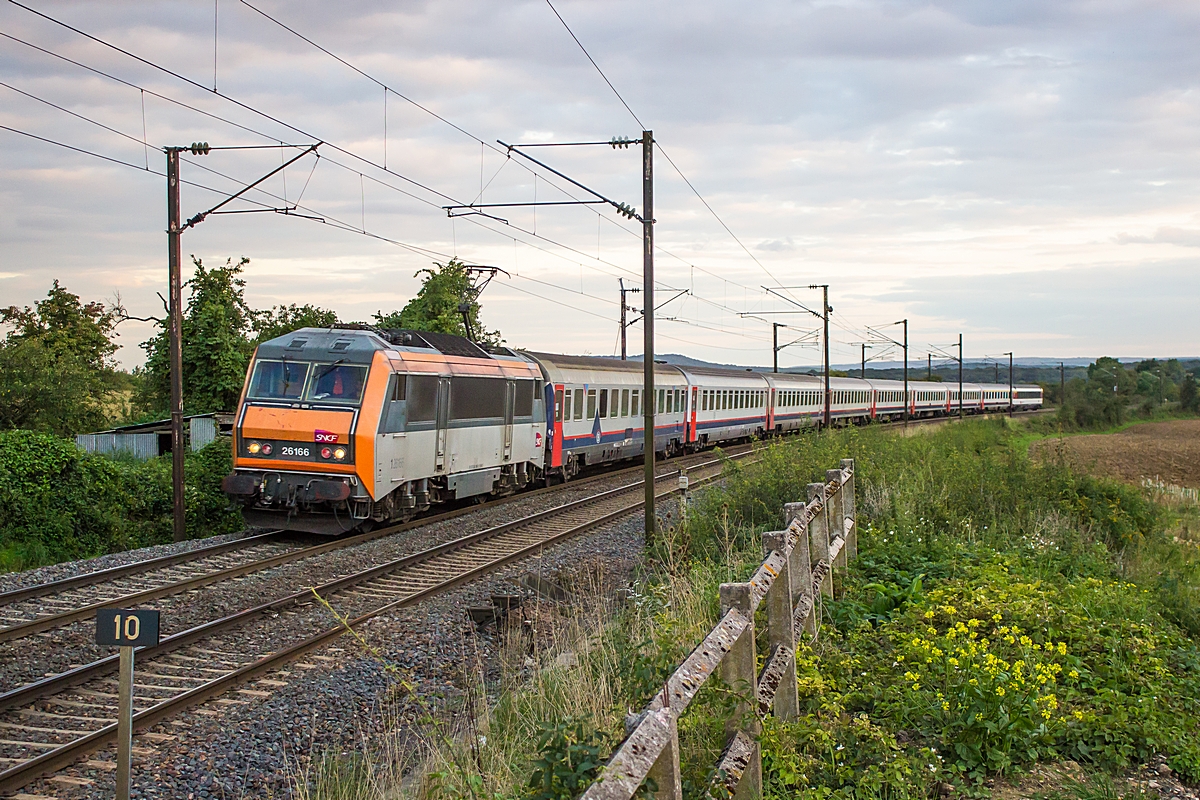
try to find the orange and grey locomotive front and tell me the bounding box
[222,327,546,534]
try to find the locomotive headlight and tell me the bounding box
[333,447,347,461]
[247,441,261,454]
[260,443,273,456]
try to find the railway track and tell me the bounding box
[0,447,747,653]
[0,449,749,795]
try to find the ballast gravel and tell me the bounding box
[20,507,659,799]
[0,465,682,691]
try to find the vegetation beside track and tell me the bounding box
[0,431,241,571]
[321,420,1200,800]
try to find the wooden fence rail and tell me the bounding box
[581,458,858,800]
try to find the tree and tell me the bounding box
[252,303,339,345]
[0,282,120,435]
[374,258,501,345]
[1181,373,1198,412]
[2,281,119,371]
[137,257,255,416]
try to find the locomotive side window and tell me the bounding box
[407,375,439,422]
[379,374,407,433]
[555,389,564,422]
[514,380,534,417]
[248,360,310,400]
[450,377,505,420]
[573,388,584,420]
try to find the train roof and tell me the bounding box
[255,326,534,365]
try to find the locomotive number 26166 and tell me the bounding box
[281,445,310,457]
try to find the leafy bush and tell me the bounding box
[0,429,242,571]
[526,716,612,800]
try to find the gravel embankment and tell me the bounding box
[0,531,256,595]
[21,506,659,799]
[0,469,672,691]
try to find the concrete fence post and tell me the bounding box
[806,482,833,598]
[840,459,857,561]
[783,502,815,635]
[761,531,799,721]
[646,711,683,800]
[826,469,847,572]
[718,583,761,799]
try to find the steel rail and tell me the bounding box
[0,452,747,794]
[0,530,285,608]
[0,447,747,646]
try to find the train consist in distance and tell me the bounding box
[222,326,1043,533]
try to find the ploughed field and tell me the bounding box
[1031,419,1200,487]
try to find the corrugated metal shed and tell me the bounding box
[75,413,233,461]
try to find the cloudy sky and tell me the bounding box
[2,0,1198,370]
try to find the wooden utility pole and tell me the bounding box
[166,147,186,543]
[642,130,655,542]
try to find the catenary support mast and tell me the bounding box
[166,148,186,543]
[642,130,655,543]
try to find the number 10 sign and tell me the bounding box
[96,608,160,647]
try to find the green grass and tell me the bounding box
[299,419,1200,800]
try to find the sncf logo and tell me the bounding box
[314,430,339,444]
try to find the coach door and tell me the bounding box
[435,377,450,472]
[503,380,515,461]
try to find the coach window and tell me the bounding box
[586,389,597,419]
[599,389,609,418]
[621,389,630,417]
[631,389,639,417]
[554,389,564,422]
[573,388,584,420]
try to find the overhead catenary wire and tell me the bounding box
[2,1,864,353]
[198,0,799,327]
[2,15,763,336]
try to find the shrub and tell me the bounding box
[0,429,242,571]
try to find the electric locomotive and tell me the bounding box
[222,326,545,534]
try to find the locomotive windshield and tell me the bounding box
[309,363,367,403]
[247,359,368,404]
[248,360,309,400]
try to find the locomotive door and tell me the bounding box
[434,377,450,472]
[502,380,515,461]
